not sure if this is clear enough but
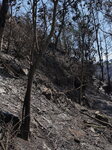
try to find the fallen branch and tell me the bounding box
[84,122,106,129]
[81,111,112,129]
[2,62,19,78]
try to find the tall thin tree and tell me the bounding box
[21,0,59,140]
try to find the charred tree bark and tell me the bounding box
[20,53,41,140]
[0,0,9,50]
[6,2,13,53]
[20,0,59,141]
[55,0,66,49]
[95,28,104,81]
[20,0,39,140]
[79,33,85,104]
[104,35,111,89]
[91,5,104,81]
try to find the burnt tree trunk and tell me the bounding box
[104,35,111,89]
[55,0,66,49]
[95,28,104,81]
[0,0,9,50]
[79,33,84,104]
[20,54,41,140]
[91,7,104,81]
[20,0,58,141]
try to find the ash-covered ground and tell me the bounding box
[0,52,112,150]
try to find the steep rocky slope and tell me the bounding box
[0,52,112,150]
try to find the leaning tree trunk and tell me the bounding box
[20,0,39,140]
[20,54,41,140]
[20,0,59,141]
[0,0,9,50]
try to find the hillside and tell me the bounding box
[0,51,112,150]
[1,0,112,149]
